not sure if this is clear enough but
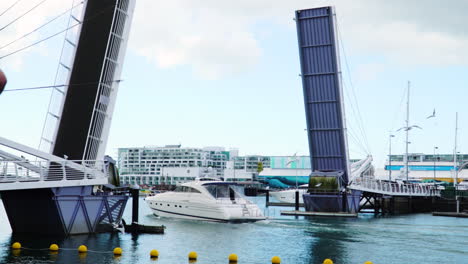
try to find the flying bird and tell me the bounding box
[396,125,422,132]
[427,109,436,119]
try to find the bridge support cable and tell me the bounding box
[0,0,49,32]
[336,22,372,155]
[0,0,23,18]
[0,4,117,61]
[0,1,85,51]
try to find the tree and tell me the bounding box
[257,162,264,173]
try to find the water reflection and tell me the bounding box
[0,198,466,263]
[1,232,124,264]
[305,217,353,264]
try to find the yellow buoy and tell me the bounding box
[78,245,88,253]
[11,242,21,249]
[271,256,281,264]
[364,262,373,264]
[150,249,159,258]
[228,253,238,262]
[188,251,198,260]
[49,244,59,251]
[113,247,122,255]
[323,259,334,264]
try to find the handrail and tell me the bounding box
[349,177,440,197]
[0,159,107,183]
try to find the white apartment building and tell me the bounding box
[118,145,234,185]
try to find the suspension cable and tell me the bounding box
[336,20,372,155]
[0,1,84,51]
[2,80,123,92]
[0,0,23,17]
[0,4,115,61]
[0,0,49,32]
[343,82,370,154]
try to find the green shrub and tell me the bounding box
[308,177,338,192]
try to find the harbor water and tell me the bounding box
[0,197,467,264]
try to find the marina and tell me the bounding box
[0,0,467,263]
[0,198,468,263]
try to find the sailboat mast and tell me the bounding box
[454,112,458,187]
[405,81,410,181]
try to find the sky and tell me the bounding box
[0,0,467,168]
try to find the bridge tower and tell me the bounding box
[295,6,360,212]
[0,0,136,235]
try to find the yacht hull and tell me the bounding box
[270,189,305,203]
[146,195,265,223]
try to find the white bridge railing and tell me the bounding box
[0,159,108,189]
[349,177,440,197]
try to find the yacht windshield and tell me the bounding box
[174,186,201,193]
[204,185,242,199]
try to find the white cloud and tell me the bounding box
[0,0,73,70]
[129,0,468,79]
[1,0,467,77]
[129,0,262,80]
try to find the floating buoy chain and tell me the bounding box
[9,244,375,264]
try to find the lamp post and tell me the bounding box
[433,146,438,181]
[389,134,395,181]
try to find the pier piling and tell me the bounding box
[266,190,270,206]
[131,187,139,228]
[295,190,299,211]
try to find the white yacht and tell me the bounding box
[145,179,265,222]
[269,185,308,203]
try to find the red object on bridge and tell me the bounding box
[0,69,6,94]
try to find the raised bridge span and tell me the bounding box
[0,0,136,235]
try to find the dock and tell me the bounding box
[281,210,358,217]
[266,202,304,207]
[432,212,468,218]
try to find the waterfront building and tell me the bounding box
[117,145,372,187]
[223,155,270,181]
[118,145,233,185]
[378,153,468,182]
[258,156,311,188]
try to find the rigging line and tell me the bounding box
[0,0,23,17]
[340,42,372,154]
[0,0,49,32]
[347,125,370,155]
[0,1,85,51]
[336,21,372,154]
[389,85,408,132]
[0,4,116,61]
[2,80,123,92]
[343,82,370,154]
[349,127,370,155]
[342,81,367,150]
[347,130,370,157]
